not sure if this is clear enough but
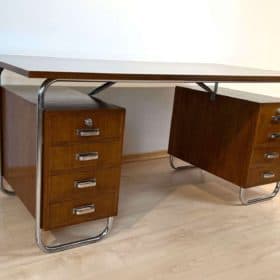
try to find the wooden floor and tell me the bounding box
[1,158,280,280]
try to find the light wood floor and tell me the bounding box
[1,158,280,280]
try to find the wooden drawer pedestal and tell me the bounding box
[1,86,125,230]
[169,86,280,189]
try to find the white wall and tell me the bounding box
[1,0,280,154]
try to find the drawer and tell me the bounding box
[46,141,122,172]
[250,147,280,167]
[47,167,121,203]
[246,167,280,187]
[46,193,118,229]
[44,109,125,145]
[255,104,280,146]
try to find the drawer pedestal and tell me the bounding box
[169,86,280,190]
[1,85,125,230]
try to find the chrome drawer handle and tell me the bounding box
[263,172,275,179]
[270,133,280,139]
[73,204,95,215]
[264,152,280,159]
[272,115,280,122]
[76,152,98,161]
[75,179,96,189]
[77,128,100,137]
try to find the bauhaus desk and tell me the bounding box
[1,55,280,253]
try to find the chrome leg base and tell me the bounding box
[0,178,15,196]
[239,182,280,205]
[169,155,196,170]
[36,217,114,253]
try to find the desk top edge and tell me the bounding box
[1,55,280,82]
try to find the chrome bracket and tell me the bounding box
[169,155,196,170]
[33,79,115,253]
[196,82,219,101]
[88,81,116,98]
[0,68,15,195]
[239,182,280,205]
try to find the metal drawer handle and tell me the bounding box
[73,204,95,215]
[76,152,98,161]
[272,115,280,122]
[77,128,100,137]
[264,152,280,159]
[270,133,280,139]
[75,179,96,189]
[263,172,275,179]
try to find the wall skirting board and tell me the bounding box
[122,150,168,163]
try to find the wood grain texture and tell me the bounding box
[169,86,280,188]
[1,86,125,230]
[168,86,260,187]
[47,167,121,203]
[1,55,280,82]
[2,87,37,213]
[47,193,118,229]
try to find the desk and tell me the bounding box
[1,55,280,253]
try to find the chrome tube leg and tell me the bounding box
[35,79,114,253]
[239,182,280,205]
[169,155,196,170]
[0,68,15,195]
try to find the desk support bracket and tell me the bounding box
[0,69,15,195]
[239,182,280,205]
[88,81,116,98]
[35,79,114,253]
[196,82,219,101]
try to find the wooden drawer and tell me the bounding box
[246,166,280,187]
[45,193,118,229]
[44,109,125,145]
[47,167,121,203]
[46,141,122,172]
[250,147,280,167]
[255,104,280,147]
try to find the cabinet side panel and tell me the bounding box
[2,88,37,215]
[168,86,259,186]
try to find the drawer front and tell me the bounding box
[46,141,122,172]
[46,193,118,229]
[44,109,125,145]
[255,104,280,147]
[246,167,280,187]
[47,167,121,203]
[250,147,280,167]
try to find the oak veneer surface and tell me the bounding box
[1,55,280,82]
[1,85,125,230]
[168,86,280,188]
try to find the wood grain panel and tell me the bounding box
[168,86,260,187]
[2,86,125,230]
[47,167,121,203]
[45,109,125,145]
[2,87,37,214]
[45,141,123,172]
[46,193,118,229]
[1,55,280,82]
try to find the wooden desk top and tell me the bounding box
[1,55,280,82]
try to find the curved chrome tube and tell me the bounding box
[35,79,115,253]
[37,217,114,253]
[169,155,196,170]
[239,182,280,205]
[0,69,15,195]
